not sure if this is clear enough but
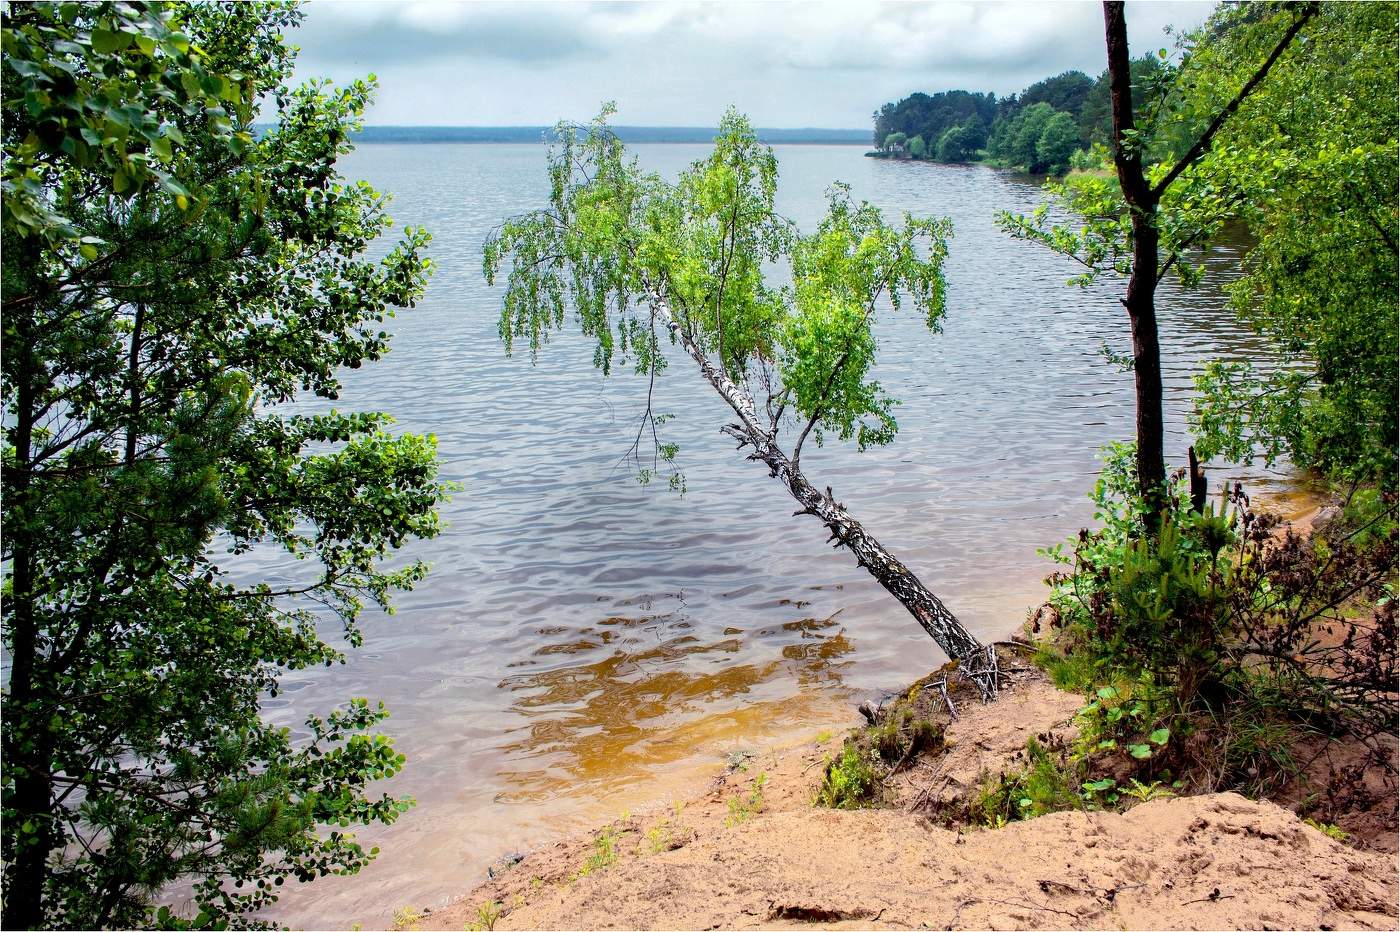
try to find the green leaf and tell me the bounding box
[1148,728,1170,745]
[1128,744,1152,760]
[90,28,133,55]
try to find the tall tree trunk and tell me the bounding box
[644,280,986,666]
[3,311,53,931]
[1101,1,1314,523]
[1103,0,1168,520]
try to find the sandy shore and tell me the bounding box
[420,662,1397,931]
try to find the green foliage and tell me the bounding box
[1,3,448,927]
[882,131,907,151]
[1036,446,1396,783]
[1016,70,1096,120]
[1073,681,1171,764]
[870,707,943,764]
[1035,112,1080,175]
[1302,818,1349,842]
[1186,3,1398,486]
[581,826,620,874]
[906,134,926,159]
[1,0,253,240]
[1068,143,1112,173]
[975,732,1174,827]
[983,102,1085,174]
[1122,779,1175,803]
[1001,3,1396,487]
[987,102,1046,169]
[393,906,425,932]
[934,120,981,163]
[872,90,997,153]
[644,821,672,854]
[815,744,879,810]
[724,772,768,827]
[484,106,951,481]
[974,737,1080,827]
[468,901,503,932]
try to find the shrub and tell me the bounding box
[1038,443,1397,788]
[815,744,879,809]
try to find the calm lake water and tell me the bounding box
[257,144,1298,928]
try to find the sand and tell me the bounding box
[423,673,1398,931]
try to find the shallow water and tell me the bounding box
[255,144,1299,928]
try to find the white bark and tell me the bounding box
[643,279,987,667]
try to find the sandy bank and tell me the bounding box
[424,667,1397,931]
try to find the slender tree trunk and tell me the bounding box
[3,312,53,931]
[1103,1,1169,520]
[645,281,986,665]
[1101,1,1313,523]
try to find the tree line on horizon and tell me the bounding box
[871,55,1169,174]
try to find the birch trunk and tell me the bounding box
[644,280,986,666]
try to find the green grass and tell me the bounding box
[974,736,1081,827]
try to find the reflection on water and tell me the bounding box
[495,607,854,802]
[252,145,1305,929]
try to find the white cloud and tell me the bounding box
[289,0,1218,127]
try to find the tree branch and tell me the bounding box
[1150,3,1318,199]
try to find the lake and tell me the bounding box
[256,143,1298,928]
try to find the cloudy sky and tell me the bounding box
[290,1,1218,128]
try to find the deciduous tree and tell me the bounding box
[1,3,448,926]
[999,1,1316,520]
[485,108,991,678]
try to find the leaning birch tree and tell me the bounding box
[484,108,990,677]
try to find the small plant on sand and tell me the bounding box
[581,826,620,874]
[645,821,672,854]
[1123,779,1175,803]
[725,772,768,827]
[393,906,425,931]
[1072,681,1171,762]
[815,744,879,810]
[1078,778,1119,808]
[975,736,1081,826]
[815,730,835,745]
[466,900,502,932]
[871,707,944,764]
[1303,818,1350,842]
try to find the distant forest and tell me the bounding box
[871,56,1166,174]
[350,125,870,145]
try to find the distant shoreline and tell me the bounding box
[347,125,871,145]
